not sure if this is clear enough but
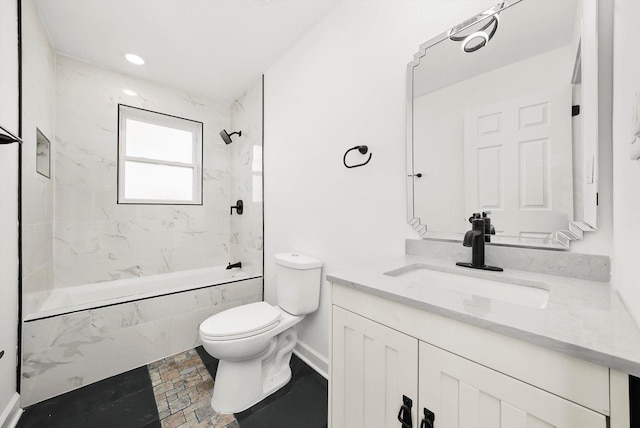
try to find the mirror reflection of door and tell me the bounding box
[408,0,604,247]
[463,88,573,239]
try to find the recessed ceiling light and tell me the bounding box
[123,89,138,96]
[124,53,145,65]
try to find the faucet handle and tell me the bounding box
[469,212,482,223]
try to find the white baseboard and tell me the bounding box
[0,393,22,428]
[294,340,328,379]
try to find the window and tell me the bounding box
[118,105,203,204]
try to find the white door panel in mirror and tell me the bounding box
[463,88,572,239]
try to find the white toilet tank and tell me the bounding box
[275,253,322,316]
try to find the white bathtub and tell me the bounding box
[21,268,263,405]
[24,266,256,321]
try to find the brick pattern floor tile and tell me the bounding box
[148,349,237,428]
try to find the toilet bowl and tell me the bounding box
[198,253,322,413]
[199,302,304,413]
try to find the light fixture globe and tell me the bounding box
[462,31,489,53]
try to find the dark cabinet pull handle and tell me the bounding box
[397,395,413,428]
[0,350,4,360]
[420,407,435,428]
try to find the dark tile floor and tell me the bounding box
[17,346,328,428]
[17,366,160,428]
[197,348,328,428]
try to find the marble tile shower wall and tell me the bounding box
[54,55,231,288]
[21,0,55,298]
[229,79,263,275]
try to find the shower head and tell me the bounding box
[220,129,242,145]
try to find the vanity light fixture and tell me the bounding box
[124,53,145,65]
[462,30,490,53]
[122,89,138,97]
[448,6,501,53]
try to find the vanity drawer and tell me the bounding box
[332,283,611,416]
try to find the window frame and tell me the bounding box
[117,104,203,205]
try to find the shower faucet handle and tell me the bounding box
[230,200,243,215]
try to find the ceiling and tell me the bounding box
[413,0,580,97]
[34,0,338,104]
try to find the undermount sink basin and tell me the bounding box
[384,263,550,309]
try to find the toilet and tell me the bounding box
[198,252,322,413]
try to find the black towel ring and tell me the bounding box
[343,145,372,169]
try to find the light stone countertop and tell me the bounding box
[326,255,640,378]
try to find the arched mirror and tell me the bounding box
[407,0,600,249]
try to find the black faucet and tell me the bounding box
[480,211,496,242]
[456,216,503,272]
[226,262,242,270]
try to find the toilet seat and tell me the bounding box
[200,302,281,341]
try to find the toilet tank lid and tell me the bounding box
[275,253,322,269]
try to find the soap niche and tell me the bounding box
[36,128,50,179]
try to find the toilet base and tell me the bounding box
[211,328,299,413]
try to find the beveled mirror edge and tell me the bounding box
[406,0,599,251]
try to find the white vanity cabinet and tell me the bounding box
[419,342,604,427]
[332,306,418,427]
[330,283,625,428]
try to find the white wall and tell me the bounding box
[0,0,21,423]
[612,0,640,324]
[264,0,497,374]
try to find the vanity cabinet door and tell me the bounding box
[418,341,606,428]
[332,306,418,428]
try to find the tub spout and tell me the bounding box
[226,262,242,270]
